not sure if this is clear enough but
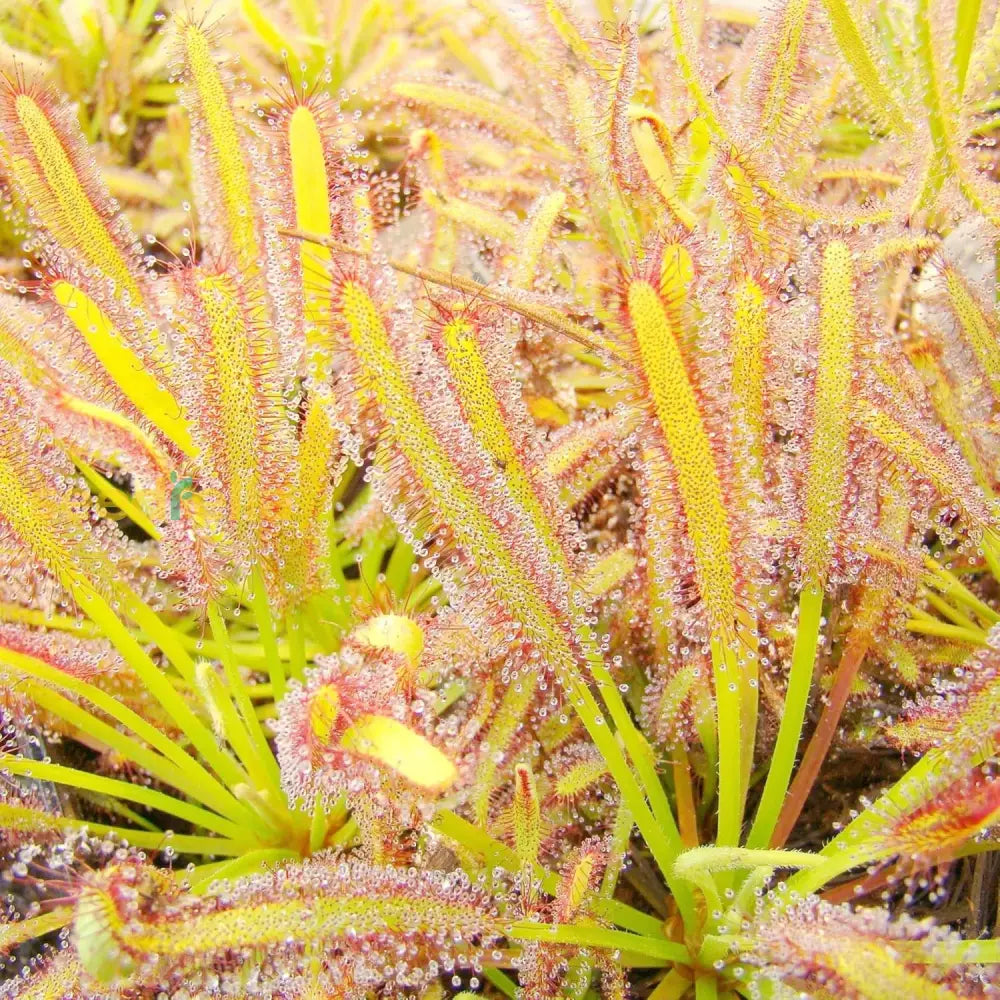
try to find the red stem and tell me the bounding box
[771,637,869,847]
[672,748,700,848]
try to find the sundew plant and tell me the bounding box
[1,0,1000,997]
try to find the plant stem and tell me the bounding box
[69,576,254,794]
[747,584,824,849]
[431,810,663,937]
[247,566,286,701]
[23,681,207,803]
[0,646,246,825]
[924,555,1000,624]
[483,968,519,998]
[694,972,719,1000]
[712,635,744,846]
[673,748,700,848]
[287,607,307,682]
[905,617,986,644]
[505,922,689,963]
[921,588,980,631]
[564,625,695,924]
[770,634,869,847]
[649,969,694,1000]
[208,603,283,797]
[0,757,256,842]
[187,847,299,891]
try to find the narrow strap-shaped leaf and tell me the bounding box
[0,908,72,956]
[955,0,983,94]
[0,758,247,840]
[819,0,908,133]
[53,282,195,457]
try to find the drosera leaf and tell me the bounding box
[715,146,792,262]
[914,0,1000,225]
[854,401,993,530]
[886,626,1000,764]
[625,255,740,645]
[271,95,346,611]
[467,0,543,67]
[624,244,752,844]
[512,763,542,875]
[513,190,567,288]
[565,72,639,263]
[52,280,195,457]
[548,743,611,804]
[330,269,692,912]
[940,260,1000,402]
[0,75,182,408]
[629,107,697,231]
[866,763,1000,863]
[420,188,519,248]
[341,714,459,793]
[0,392,113,590]
[429,305,581,580]
[334,275,557,625]
[0,79,148,301]
[748,239,857,850]
[0,296,173,481]
[0,951,83,999]
[391,80,568,158]
[747,896,974,999]
[68,857,500,992]
[729,274,769,497]
[801,239,857,590]
[819,0,909,134]
[171,266,296,582]
[543,412,632,510]
[905,340,994,496]
[745,0,813,141]
[177,19,261,273]
[286,101,333,332]
[606,21,641,193]
[790,626,1000,896]
[0,908,73,957]
[279,390,343,610]
[576,547,636,601]
[540,0,614,76]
